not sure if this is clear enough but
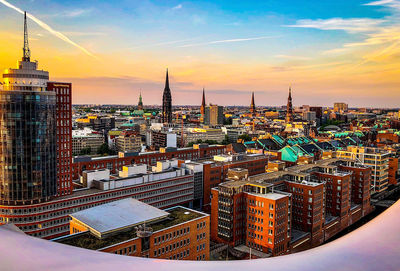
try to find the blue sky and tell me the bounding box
[0,0,399,107]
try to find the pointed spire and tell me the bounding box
[23,11,31,61]
[250,91,256,114]
[201,88,206,107]
[165,68,170,90]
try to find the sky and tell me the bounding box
[0,0,399,107]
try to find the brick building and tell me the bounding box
[47,82,73,197]
[55,198,210,261]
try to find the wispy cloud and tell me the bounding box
[275,55,310,61]
[178,36,274,48]
[364,0,400,9]
[286,18,386,33]
[61,8,93,18]
[171,4,182,10]
[0,0,97,58]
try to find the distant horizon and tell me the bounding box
[1,0,399,107]
[71,103,400,110]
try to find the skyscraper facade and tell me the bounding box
[204,105,223,126]
[47,82,73,196]
[162,69,172,123]
[0,12,57,205]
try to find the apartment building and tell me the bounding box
[116,130,142,152]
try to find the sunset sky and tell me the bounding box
[0,0,399,107]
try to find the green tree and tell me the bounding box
[79,147,91,155]
[238,134,252,142]
[221,135,231,145]
[97,143,111,155]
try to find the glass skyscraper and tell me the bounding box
[0,12,57,205]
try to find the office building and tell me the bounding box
[204,105,223,126]
[337,146,390,193]
[0,12,57,205]
[116,130,141,152]
[72,128,104,155]
[55,198,210,261]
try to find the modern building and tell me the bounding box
[0,12,57,205]
[184,128,225,146]
[337,146,390,193]
[162,69,172,124]
[116,130,142,152]
[54,198,210,261]
[0,160,197,239]
[204,105,224,126]
[72,128,104,155]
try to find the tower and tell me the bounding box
[162,69,172,123]
[138,91,143,111]
[250,92,256,114]
[286,86,294,123]
[200,88,206,123]
[0,11,57,204]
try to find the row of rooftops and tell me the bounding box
[219,158,363,192]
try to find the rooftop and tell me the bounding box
[55,206,206,250]
[69,198,169,236]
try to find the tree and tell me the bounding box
[238,134,252,142]
[221,135,231,145]
[97,143,112,155]
[79,147,91,155]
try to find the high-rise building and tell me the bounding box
[138,91,143,110]
[0,12,57,205]
[250,92,256,114]
[286,87,294,123]
[47,82,73,196]
[200,88,206,123]
[204,105,223,126]
[162,69,172,123]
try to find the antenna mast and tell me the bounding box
[23,11,31,61]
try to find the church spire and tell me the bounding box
[286,86,294,123]
[138,90,143,110]
[250,92,256,114]
[162,68,172,123]
[200,88,206,123]
[22,11,31,61]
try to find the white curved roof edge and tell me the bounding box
[1,201,400,271]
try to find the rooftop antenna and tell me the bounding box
[23,11,31,61]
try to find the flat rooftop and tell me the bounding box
[55,207,206,250]
[70,198,169,235]
[247,192,287,200]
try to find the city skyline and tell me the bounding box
[0,0,400,107]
